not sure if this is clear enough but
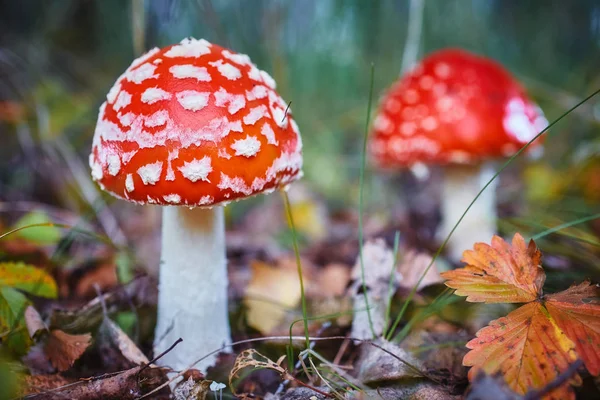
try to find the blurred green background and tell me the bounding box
[0,0,599,269]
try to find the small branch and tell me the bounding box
[140,337,183,373]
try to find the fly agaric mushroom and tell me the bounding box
[369,48,547,262]
[89,38,303,371]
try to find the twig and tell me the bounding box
[140,337,183,373]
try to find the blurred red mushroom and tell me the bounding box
[369,48,547,262]
[90,38,303,371]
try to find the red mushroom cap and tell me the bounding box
[368,48,547,168]
[90,38,302,206]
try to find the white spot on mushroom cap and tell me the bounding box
[165,37,212,58]
[403,89,419,104]
[259,70,277,89]
[170,64,211,81]
[179,156,212,182]
[176,90,210,111]
[145,110,169,127]
[400,122,417,136]
[221,49,251,67]
[199,195,214,205]
[164,194,182,203]
[421,116,438,131]
[107,154,121,176]
[114,91,132,111]
[90,156,103,180]
[260,122,278,145]
[218,148,232,159]
[503,98,537,142]
[153,58,163,64]
[137,161,163,185]
[209,60,242,80]
[385,98,402,113]
[374,115,393,134]
[107,83,121,104]
[434,62,451,79]
[231,135,261,157]
[130,47,160,69]
[218,173,253,195]
[142,87,172,104]
[127,63,158,84]
[248,65,262,81]
[432,82,447,97]
[271,106,288,128]
[419,75,434,90]
[246,85,268,101]
[118,112,135,127]
[213,87,246,114]
[125,174,134,192]
[121,151,136,164]
[243,105,269,125]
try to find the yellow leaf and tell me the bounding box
[244,260,302,334]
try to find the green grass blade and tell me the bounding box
[357,63,376,339]
[282,191,310,350]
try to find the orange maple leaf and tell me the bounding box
[441,233,600,399]
[545,282,600,376]
[442,234,545,303]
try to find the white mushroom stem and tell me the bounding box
[154,206,231,372]
[439,163,498,263]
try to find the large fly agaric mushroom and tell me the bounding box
[89,38,303,371]
[369,48,547,262]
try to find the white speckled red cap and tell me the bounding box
[90,38,303,206]
[369,48,548,168]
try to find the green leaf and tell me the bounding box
[12,211,62,245]
[0,262,57,298]
[0,287,29,332]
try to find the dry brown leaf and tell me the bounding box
[244,260,303,334]
[174,376,211,400]
[100,317,150,365]
[397,250,443,291]
[24,305,47,339]
[314,263,351,298]
[229,349,287,399]
[44,329,92,371]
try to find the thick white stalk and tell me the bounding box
[439,163,498,263]
[154,206,230,372]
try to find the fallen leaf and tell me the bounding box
[397,250,443,291]
[441,234,544,303]
[229,349,287,399]
[313,263,351,298]
[357,338,423,384]
[99,316,150,366]
[349,239,398,340]
[244,260,302,334]
[442,233,600,399]
[24,305,47,338]
[545,282,600,375]
[44,329,92,371]
[464,302,579,399]
[174,376,211,400]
